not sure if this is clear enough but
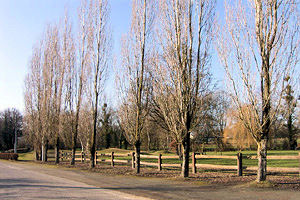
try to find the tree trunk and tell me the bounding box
[86,141,89,154]
[45,139,48,162]
[35,147,40,161]
[90,107,98,168]
[80,140,84,152]
[14,128,17,153]
[41,137,47,162]
[176,143,183,161]
[181,132,190,178]
[259,54,271,181]
[90,106,97,169]
[134,141,141,174]
[105,131,111,149]
[42,141,48,162]
[287,114,296,150]
[71,129,78,165]
[257,139,267,182]
[39,148,42,161]
[119,135,122,149]
[71,147,76,165]
[55,136,60,164]
[90,145,95,168]
[147,130,151,151]
[124,139,128,150]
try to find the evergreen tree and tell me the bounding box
[284,77,297,150]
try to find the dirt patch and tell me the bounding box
[270,176,300,190]
[39,160,300,191]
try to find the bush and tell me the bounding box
[5,148,30,153]
[281,139,289,150]
[0,153,18,160]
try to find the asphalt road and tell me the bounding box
[0,160,299,200]
[0,161,150,200]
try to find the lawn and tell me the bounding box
[206,150,299,156]
[18,151,34,161]
[16,148,299,168]
[95,149,299,168]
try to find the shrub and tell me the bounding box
[0,153,18,160]
[168,140,178,153]
[281,139,289,150]
[5,148,29,153]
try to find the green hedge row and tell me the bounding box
[0,153,18,160]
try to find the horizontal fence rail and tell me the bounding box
[54,150,300,176]
[248,155,299,160]
[195,155,237,159]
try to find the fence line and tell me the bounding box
[53,150,300,176]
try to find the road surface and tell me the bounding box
[0,160,299,200]
[0,160,150,200]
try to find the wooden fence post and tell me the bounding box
[111,152,114,167]
[192,152,196,174]
[132,152,135,169]
[58,150,61,162]
[158,154,162,171]
[94,151,97,166]
[237,153,243,176]
[81,151,84,163]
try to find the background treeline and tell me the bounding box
[3,97,299,153]
[21,0,300,181]
[0,108,22,151]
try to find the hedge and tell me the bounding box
[5,148,30,153]
[0,153,18,160]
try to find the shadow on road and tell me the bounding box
[0,178,44,184]
[0,178,211,193]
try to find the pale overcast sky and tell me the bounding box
[0,0,225,113]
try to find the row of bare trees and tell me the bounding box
[117,0,216,178]
[24,0,110,167]
[24,0,300,182]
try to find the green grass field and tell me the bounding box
[17,148,299,168]
[18,151,34,161]
[98,149,300,168]
[205,150,299,156]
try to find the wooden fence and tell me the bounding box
[51,151,300,176]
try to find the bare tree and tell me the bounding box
[153,0,216,177]
[196,91,230,151]
[70,0,90,165]
[26,23,63,162]
[217,0,300,182]
[43,24,62,162]
[78,103,93,153]
[24,43,43,160]
[26,29,55,162]
[53,13,75,163]
[25,1,109,167]
[85,0,111,168]
[117,0,154,173]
